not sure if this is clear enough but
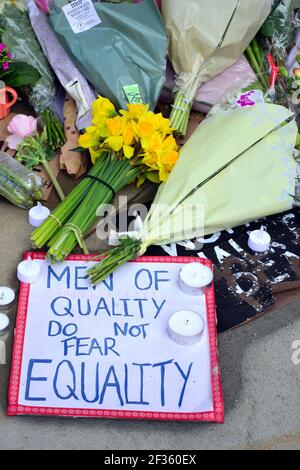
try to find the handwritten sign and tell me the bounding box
[8,254,223,422]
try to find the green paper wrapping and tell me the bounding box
[49,0,168,110]
[137,103,298,251]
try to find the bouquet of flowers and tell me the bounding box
[162,0,272,135]
[6,114,65,201]
[245,0,300,106]
[0,41,40,89]
[30,0,96,130]
[31,97,179,262]
[88,101,298,284]
[0,4,65,151]
[49,0,168,110]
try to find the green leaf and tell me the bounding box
[1,62,41,88]
[70,146,87,153]
[261,10,285,37]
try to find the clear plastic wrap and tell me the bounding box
[0,152,43,209]
[28,0,96,130]
[0,4,56,114]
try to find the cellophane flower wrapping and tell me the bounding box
[0,4,56,114]
[49,0,168,110]
[28,0,96,130]
[0,1,27,14]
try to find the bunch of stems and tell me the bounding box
[87,238,141,285]
[31,159,107,248]
[40,109,66,151]
[245,38,269,92]
[169,91,192,137]
[46,152,143,263]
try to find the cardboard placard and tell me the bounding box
[8,254,224,423]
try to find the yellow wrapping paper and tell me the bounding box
[138,103,298,252]
[162,0,272,102]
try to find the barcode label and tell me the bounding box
[63,0,101,34]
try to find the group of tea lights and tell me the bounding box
[168,262,213,346]
[168,226,272,346]
[0,286,15,334]
[0,287,16,364]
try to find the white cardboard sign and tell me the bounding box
[8,253,224,422]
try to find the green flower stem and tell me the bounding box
[169,91,192,136]
[245,44,269,91]
[87,239,141,285]
[46,153,144,263]
[31,159,107,248]
[42,158,65,202]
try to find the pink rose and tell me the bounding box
[6,114,38,150]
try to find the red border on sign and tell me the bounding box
[7,253,224,423]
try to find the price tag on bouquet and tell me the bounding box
[63,0,102,34]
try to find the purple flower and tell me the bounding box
[2,62,10,71]
[7,52,13,60]
[34,0,51,14]
[0,43,7,53]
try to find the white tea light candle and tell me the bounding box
[0,286,15,310]
[248,226,271,253]
[17,257,41,284]
[29,202,51,228]
[168,310,205,346]
[0,313,9,336]
[179,263,213,296]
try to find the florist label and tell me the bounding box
[63,0,101,34]
[8,254,223,422]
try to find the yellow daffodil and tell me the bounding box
[104,116,124,152]
[142,152,159,170]
[132,112,158,139]
[122,124,136,158]
[161,134,178,153]
[120,103,149,122]
[105,136,124,152]
[123,123,135,146]
[141,132,164,153]
[161,151,179,170]
[106,116,123,136]
[158,163,170,182]
[155,114,174,137]
[82,97,178,184]
[78,126,100,148]
[123,145,135,158]
[92,96,117,126]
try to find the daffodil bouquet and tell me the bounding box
[31,96,179,263]
[79,97,179,185]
